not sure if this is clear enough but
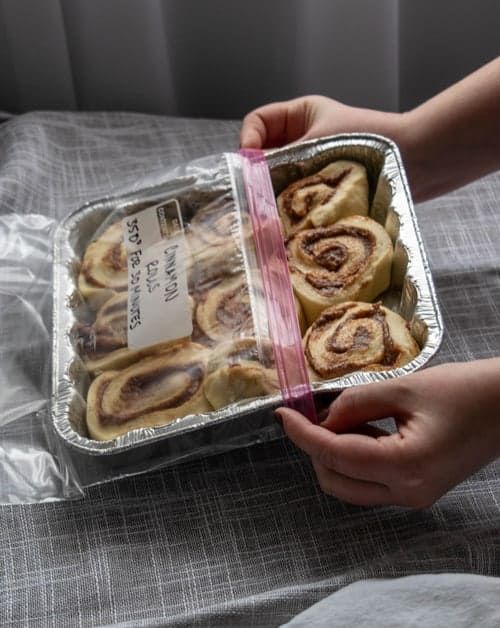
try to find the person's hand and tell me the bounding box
[275,359,500,508]
[240,95,404,150]
[240,58,500,201]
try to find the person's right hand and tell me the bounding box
[240,58,500,201]
[240,95,404,150]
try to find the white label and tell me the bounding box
[122,199,192,349]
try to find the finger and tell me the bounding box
[276,407,398,483]
[240,100,307,149]
[240,106,278,148]
[239,118,264,149]
[312,459,392,507]
[322,379,412,433]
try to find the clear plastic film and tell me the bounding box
[50,153,292,494]
[1,136,443,503]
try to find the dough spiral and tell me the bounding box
[277,160,369,235]
[287,215,393,324]
[203,338,278,409]
[86,341,211,440]
[304,301,419,379]
[78,222,128,308]
[195,274,254,342]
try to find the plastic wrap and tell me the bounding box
[0,135,443,503]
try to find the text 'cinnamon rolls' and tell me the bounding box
[86,341,211,440]
[287,215,393,324]
[304,301,419,380]
[277,160,369,235]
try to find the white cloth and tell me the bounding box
[283,574,500,627]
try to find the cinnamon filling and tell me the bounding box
[314,243,348,271]
[215,287,252,332]
[291,225,375,295]
[227,342,275,369]
[103,242,127,272]
[282,170,351,223]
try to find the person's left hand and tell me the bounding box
[275,359,500,508]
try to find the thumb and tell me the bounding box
[239,125,264,149]
[240,99,308,149]
[322,379,411,433]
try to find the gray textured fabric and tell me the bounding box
[282,574,500,627]
[0,112,499,626]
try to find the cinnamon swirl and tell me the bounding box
[286,215,393,324]
[78,222,128,308]
[86,341,211,440]
[204,338,278,409]
[195,274,253,342]
[304,301,419,379]
[277,160,369,235]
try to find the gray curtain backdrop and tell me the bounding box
[1,0,499,117]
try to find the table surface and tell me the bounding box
[0,112,499,627]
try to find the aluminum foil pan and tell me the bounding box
[52,134,443,464]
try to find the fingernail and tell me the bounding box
[273,410,283,427]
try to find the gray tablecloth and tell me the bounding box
[1,112,499,627]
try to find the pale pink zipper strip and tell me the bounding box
[240,149,317,423]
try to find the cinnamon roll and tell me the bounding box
[73,293,191,374]
[304,301,419,380]
[188,196,249,285]
[78,222,128,308]
[277,160,369,235]
[86,341,212,440]
[195,274,254,342]
[204,338,278,409]
[286,215,393,324]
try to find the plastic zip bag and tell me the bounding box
[2,133,444,504]
[0,150,314,504]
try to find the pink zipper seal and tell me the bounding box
[239,149,317,423]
